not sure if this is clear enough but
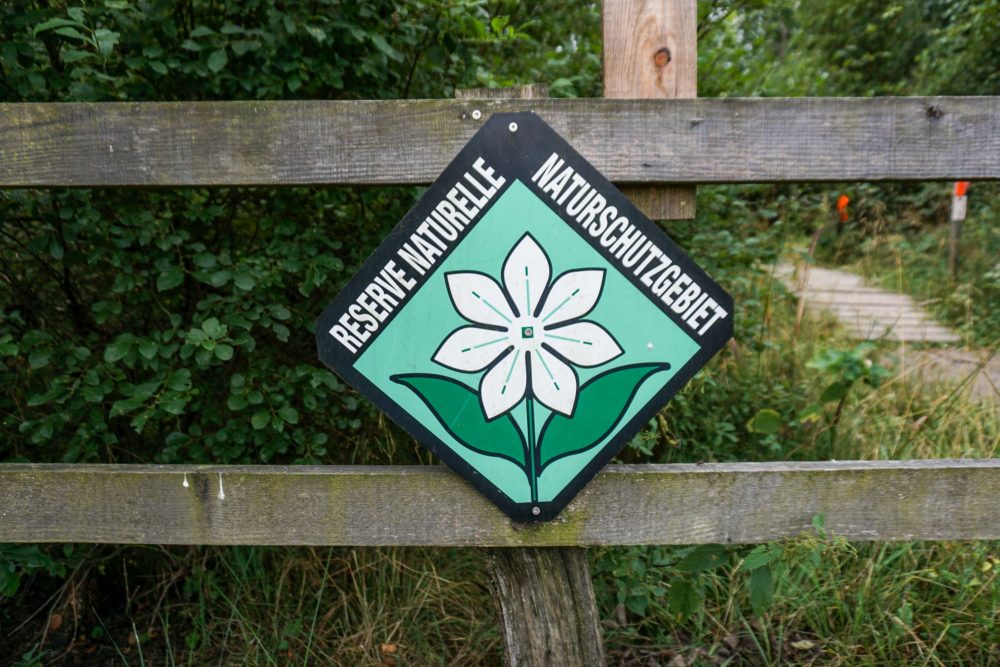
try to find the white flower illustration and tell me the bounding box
[433,234,623,419]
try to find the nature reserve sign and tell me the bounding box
[316,113,733,522]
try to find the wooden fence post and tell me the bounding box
[456,84,606,666]
[485,547,605,667]
[603,0,698,221]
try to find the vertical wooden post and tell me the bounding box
[603,0,698,220]
[948,216,963,278]
[485,548,605,667]
[948,182,969,278]
[455,84,606,667]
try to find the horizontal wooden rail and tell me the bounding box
[2,460,998,546]
[1,97,997,187]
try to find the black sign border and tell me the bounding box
[316,112,733,523]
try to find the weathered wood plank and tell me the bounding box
[485,548,605,666]
[2,460,999,546]
[604,0,698,219]
[1,97,998,187]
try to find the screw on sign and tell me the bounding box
[315,113,733,522]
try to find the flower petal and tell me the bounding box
[445,272,515,327]
[433,326,511,372]
[480,350,527,420]
[502,234,551,318]
[530,348,578,416]
[542,321,623,367]
[538,269,605,326]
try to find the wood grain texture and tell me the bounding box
[603,0,697,98]
[485,548,605,666]
[2,460,999,546]
[2,98,998,187]
[455,85,549,100]
[604,0,698,219]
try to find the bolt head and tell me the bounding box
[509,122,518,132]
[471,109,482,120]
[531,506,541,516]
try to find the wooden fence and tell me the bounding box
[2,97,998,187]
[3,1,1000,664]
[3,460,1000,546]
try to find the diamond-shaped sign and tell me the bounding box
[316,113,732,522]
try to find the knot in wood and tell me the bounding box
[653,47,671,68]
[926,105,944,119]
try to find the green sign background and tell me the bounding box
[355,180,700,503]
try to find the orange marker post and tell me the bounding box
[835,193,850,235]
[949,181,970,276]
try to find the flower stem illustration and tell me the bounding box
[526,396,537,503]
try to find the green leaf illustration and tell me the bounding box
[537,363,670,471]
[393,374,527,470]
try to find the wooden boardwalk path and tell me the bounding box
[776,264,960,343]
[778,264,999,404]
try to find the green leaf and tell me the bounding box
[111,396,145,416]
[277,406,299,424]
[159,396,187,415]
[624,594,648,616]
[231,40,259,56]
[234,273,255,291]
[304,25,327,43]
[393,374,526,470]
[749,566,774,616]
[130,409,153,433]
[742,545,778,571]
[54,26,89,42]
[93,29,119,59]
[370,34,402,61]
[251,411,270,430]
[0,335,19,357]
[156,266,184,291]
[61,49,91,63]
[214,344,234,361]
[81,386,106,403]
[192,252,217,268]
[138,340,158,360]
[201,317,225,338]
[104,339,131,363]
[149,60,168,75]
[820,381,849,403]
[165,369,192,391]
[677,545,728,573]
[33,18,83,35]
[207,48,228,73]
[208,269,232,287]
[227,394,248,411]
[28,349,51,369]
[538,363,669,471]
[668,579,700,616]
[748,408,781,434]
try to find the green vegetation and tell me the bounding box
[2,0,999,664]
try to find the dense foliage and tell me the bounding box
[2,1,998,664]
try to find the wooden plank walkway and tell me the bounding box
[777,264,960,343]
